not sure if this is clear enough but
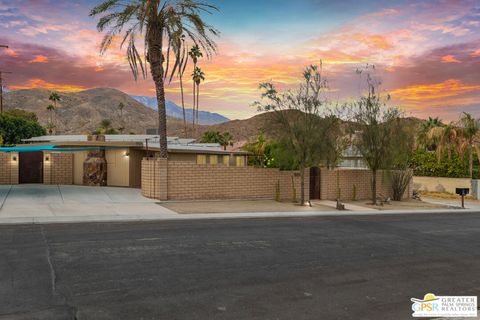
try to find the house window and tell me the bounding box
[209,155,218,165]
[235,156,245,167]
[223,155,230,166]
[196,154,206,165]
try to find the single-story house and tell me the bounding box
[0,135,411,202]
[0,135,249,187]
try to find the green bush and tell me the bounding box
[409,149,473,178]
[0,114,46,145]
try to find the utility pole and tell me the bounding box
[1,45,10,114]
[0,71,12,114]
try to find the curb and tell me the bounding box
[0,208,479,225]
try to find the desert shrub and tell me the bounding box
[390,170,413,201]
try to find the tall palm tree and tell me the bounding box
[178,35,189,135]
[457,112,479,178]
[427,123,459,161]
[192,66,205,131]
[46,104,55,130]
[418,117,443,150]
[48,92,60,134]
[49,92,60,108]
[90,1,219,158]
[189,45,203,128]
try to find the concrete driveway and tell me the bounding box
[0,184,176,223]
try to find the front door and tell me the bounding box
[309,167,320,200]
[19,151,43,184]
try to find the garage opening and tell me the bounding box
[19,151,43,184]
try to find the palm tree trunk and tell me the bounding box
[148,29,168,158]
[179,75,186,136]
[371,169,377,205]
[192,79,196,129]
[196,84,199,132]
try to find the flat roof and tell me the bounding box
[22,135,196,144]
[20,135,250,155]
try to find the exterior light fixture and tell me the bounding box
[45,156,50,162]
[12,156,17,161]
[124,151,130,157]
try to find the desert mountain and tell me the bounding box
[4,88,185,134]
[3,87,423,145]
[131,95,229,125]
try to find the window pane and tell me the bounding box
[209,155,218,165]
[223,155,230,166]
[236,156,245,167]
[196,155,206,165]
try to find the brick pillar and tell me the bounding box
[9,152,18,184]
[43,152,51,184]
[141,158,168,200]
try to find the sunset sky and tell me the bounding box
[1,0,479,120]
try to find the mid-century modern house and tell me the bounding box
[0,134,410,202]
[0,135,249,187]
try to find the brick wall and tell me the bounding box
[44,153,73,185]
[141,158,168,200]
[319,168,412,201]
[141,158,309,202]
[0,152,18,184]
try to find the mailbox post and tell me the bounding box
[455,188,469,209]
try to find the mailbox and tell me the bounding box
[456,188,470,196]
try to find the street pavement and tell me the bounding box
[1,213,479,319]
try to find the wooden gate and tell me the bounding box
[309,167,320,200]
[19,151,43,184]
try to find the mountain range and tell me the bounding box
[2,87,424,146]
[130,95,229,125]
[4,88,185,134]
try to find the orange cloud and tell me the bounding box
[3,48,18,58]
[9,79,86,92]
[472,49,480,57]
[441,54,461,63]
[390,79,480,102]
[29,55,48,63]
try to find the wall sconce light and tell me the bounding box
[12,156,17,162]
[45,156,50,162]
[124,151,130,157]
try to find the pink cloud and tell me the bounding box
[441,54,461,63]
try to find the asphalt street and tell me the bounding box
[0,213,479,320]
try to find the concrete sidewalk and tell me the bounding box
[1,205,478,225]
[0,184,477,225]
[422,196,480,210]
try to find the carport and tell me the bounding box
[0,144,135,186]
